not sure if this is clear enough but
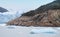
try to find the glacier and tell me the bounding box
[0,11,21,24]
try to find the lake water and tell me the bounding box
[0,26,60,37]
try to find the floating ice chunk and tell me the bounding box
[53,27,60,31]
[0,24,6,26]
[30,28,57,34]
[6,26,15,29]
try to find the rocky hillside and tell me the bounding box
[21,0,60,16]
[6,0,60,27]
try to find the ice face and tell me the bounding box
[30,28,58,34]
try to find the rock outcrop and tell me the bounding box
[6,0,60,27]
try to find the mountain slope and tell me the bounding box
[6,0,60,27]
[21,0,60,16]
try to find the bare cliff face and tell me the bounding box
[6,10,60,27]
[6,0,60,27]
[48,10,60,27]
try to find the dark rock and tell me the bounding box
[0,7,8,13]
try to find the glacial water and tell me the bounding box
[0,26,60,37]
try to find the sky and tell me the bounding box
[0,0,54,13]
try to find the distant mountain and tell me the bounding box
[0,7,8,13]
[7,0,60,27]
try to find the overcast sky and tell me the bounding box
[0,0,54,12]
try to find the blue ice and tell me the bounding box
[30,28,57,34]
